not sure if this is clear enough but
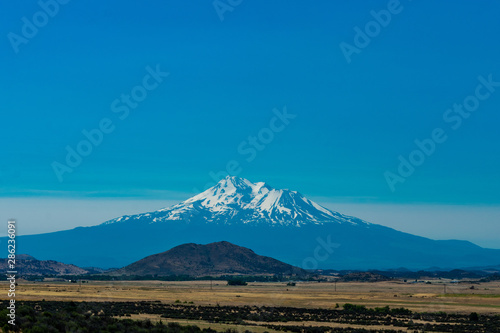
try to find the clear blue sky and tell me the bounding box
[1,1,500,245]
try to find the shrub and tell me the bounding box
[227,279,247,286]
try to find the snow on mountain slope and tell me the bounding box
[103,176,371,227]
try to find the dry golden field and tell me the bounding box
[5,278,500,315]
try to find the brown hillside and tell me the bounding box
[0,255,88,276]
[112,241,307,277]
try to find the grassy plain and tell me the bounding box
[6,278,500,315]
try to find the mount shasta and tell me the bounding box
[11,176,500,270]
[104,176,368,227]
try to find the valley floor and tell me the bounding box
[8,279,500,314]
[3,279,500,332]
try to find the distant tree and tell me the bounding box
[227,279,247,286]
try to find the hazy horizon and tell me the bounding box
[2,193,500,250]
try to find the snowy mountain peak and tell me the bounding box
[103,176,371,227]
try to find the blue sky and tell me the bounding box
[1,1,500,245]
